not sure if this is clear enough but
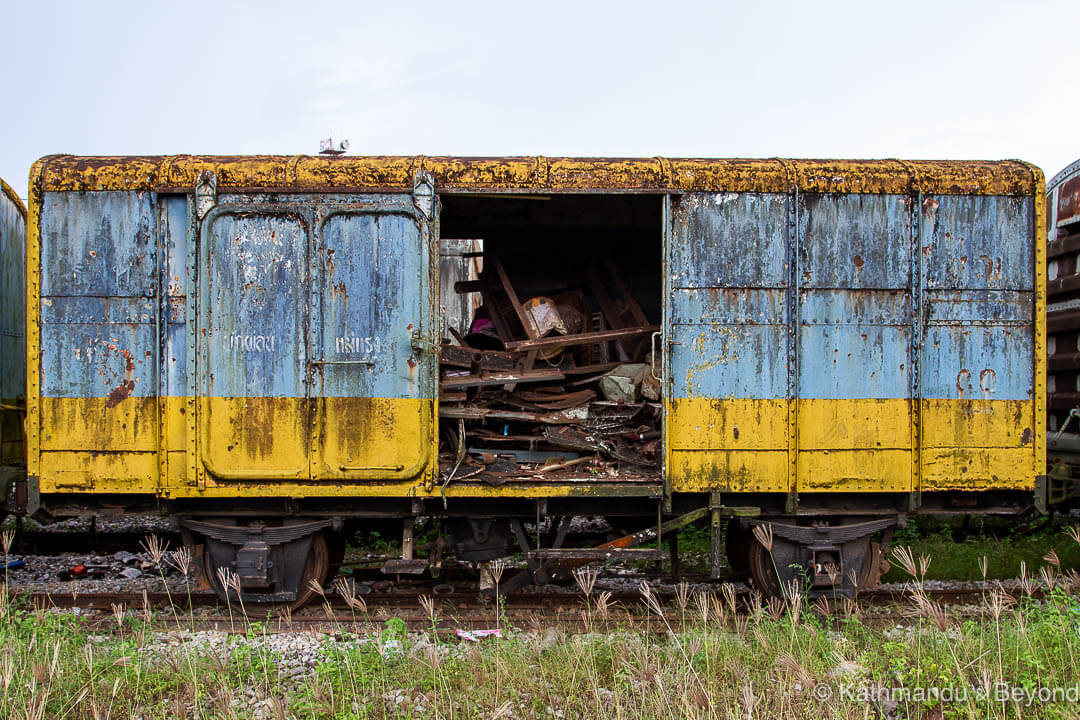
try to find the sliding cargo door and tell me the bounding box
[198,207,311,480]
[310,195,435,481]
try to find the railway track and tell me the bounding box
[12,583,1054,635]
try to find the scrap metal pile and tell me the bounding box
[438,254,662,483]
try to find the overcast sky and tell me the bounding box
[3,0,1077,198]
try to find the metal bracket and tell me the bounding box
[194,171,217,220]
[413,171,435,220]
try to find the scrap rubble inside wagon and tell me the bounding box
[437,241,663,485]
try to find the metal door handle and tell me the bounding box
[650,331,662,381]
[340,464,405,472]
[310,359,375,367]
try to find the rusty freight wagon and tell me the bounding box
[23,155,1045,605]
[0,177,26,518]
[1045,158,1080,504]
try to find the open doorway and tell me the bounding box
[436,194,664,483]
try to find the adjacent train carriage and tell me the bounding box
[25,155,1045,604]
[1046,159,1080,504]
[0,177,26,516]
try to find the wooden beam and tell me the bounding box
[441,368,566,389]
[492,257,536,339]
[504,325,659,352]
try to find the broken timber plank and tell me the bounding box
[439,344,519,370]
[442,368,566,389]
[504,325,659,352]
[438,407,587,424]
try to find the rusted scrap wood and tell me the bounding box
[537,455,597,472]
[517,387,595,402]
[469,430,545,444]
[504,348,537,394]
[504,325,659,352]
[442,368,566,389]
[438,344,518,370]
[456,272,573,296]
[439,406,587,424]
[543,425,650,465]
[478,286,515,345]
[562,361,622,376]
[447,327,471,348]
[527,389,598,411]
[492,257,537,340]
[587,266,632,358]
[601,257,652,359]
[439,391,468,403]
[454,279,487,294]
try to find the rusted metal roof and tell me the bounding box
[33,155,1041,196]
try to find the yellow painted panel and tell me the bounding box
[666,398,787,450]
[40,397,158,452]
[39,451,157,493]
[165,396,190,453]
[166,450,188,488]
[312,397,430,481]
[922,447,1035,491]
[669,449,788,493]
[797,450,911,492]
[921,400,1034,448]
[798,398,911,449]
[163,480,658,500]
[199,397,309,480]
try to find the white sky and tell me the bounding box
[3,0,1078,198]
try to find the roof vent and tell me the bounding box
[319,137,349,155]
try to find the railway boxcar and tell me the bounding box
[1045,159,1080,504]
[0,177,26,517]
[25,156,1045,604]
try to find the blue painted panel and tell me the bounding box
[314,208,428,399]
[799,289,909,325]
[41,192,156,297]
[41,296,156,324]
[41,321,156,398]
[923,196,1033,290]
[925,290,1032,325]
[669,323,788,399]
[670,193,788,288]
[39,191,159,400]
[799,325,910,400]
[670,288,787,325]
[798,194,911,289]
[922,324,1033,401]
[0,185,25,401]
[668,190,1035,408]
[202,211,308,398]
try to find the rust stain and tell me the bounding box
[1021,427,1034,445]
[36,155,1041,196]
[105,350,136,408]
[955,369,971,399]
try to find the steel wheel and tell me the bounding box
[746,534,784,597]
[747,529,872,599]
